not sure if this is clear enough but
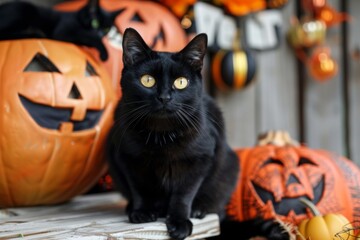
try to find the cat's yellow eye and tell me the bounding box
[140,74,156,88]
[173,77,189,90]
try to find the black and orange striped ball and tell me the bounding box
[211,49,256,91]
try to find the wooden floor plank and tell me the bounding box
[0,193,220,239]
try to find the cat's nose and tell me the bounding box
[158,93,171,104]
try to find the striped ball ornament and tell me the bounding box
[211,49,256,90]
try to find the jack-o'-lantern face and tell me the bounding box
[19,53,105,131]
[248,147,326,221]
[227,132,356,225]
[55,0,188,98]
[0,39,116,207]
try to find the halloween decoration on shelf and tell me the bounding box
[287,17,326,49]
[211,48,256,90]
[308,47,338,82]
[287,0,349,82]
[301,0,350,27]
[217,0,288,16]
[227,131,360,226]
[0,39,116,207]
[158,0,197,18]
[56,0,188,98]
[198,0,289,92]
[211,21,257,91]
[296,198,354,240]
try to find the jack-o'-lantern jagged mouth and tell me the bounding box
[19,95,103,131]
[252,176,325,216]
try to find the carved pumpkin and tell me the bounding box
[227,131,360,226]
[211,49,256,91]
[55,0,188,98]
[0,39,116,207]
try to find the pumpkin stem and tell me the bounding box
[257,130,300,146]
[299,198,321,216]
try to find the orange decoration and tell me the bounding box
[56,0,188,98]
[227,131,360,226]
[219,0,266,16]
[301,0,326,12]
[0,39,116,207]
[314,4,349,27]
[159,0,196,17]
[308,47,338,82]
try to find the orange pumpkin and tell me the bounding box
[159,0,196,18]
[0,39,116,207]
[55,0,188,98]
[218,0,288,16]
[227,131,360,226]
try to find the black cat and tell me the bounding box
[0,0,122,61]
[106,28,239,240]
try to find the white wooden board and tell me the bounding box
[0,193,220,240]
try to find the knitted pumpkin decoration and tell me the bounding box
[227,131,360,225]
[0,39,116,207]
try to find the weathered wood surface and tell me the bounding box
[0,193,220,240]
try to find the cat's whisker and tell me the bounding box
[145,131,152,145]
[113,104,151,150]
[176,109,201,137]
[121,100,149,106]
[180,103,223,130]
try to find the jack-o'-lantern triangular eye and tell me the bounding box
[131,12,144,23]
[298,157,317,166]
[24,53,61,73]
[68,83,82,100]
[85,61,98,77]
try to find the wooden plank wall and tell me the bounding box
[214,0,360,167]
[1,0,359,166]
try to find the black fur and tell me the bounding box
[0,0,122,61]
[106,28,239,240]
[212,218,290,240]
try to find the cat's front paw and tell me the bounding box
[128,209,158,223]
[190,208,207,219]
[166,217,193,240]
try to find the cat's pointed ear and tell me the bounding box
[87,0,100,11]
[110,8,125,21]
[178,33,207,71]
[122,28,152,67]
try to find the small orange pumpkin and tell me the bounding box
[0,39,116,207]
[227,131,360,226]
[56,0,188,98]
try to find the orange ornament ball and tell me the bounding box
[308,48,338,82]
[0,39,116,207]
[55,0,189,98]
[227,131,360,226]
